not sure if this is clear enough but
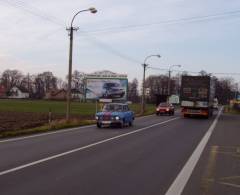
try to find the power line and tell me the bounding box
[148,66,240,76]
[75,30,142,65]
[0,0,65,27]
[1,0,142,64]
[83,9,240,35]
[1,1,240,77]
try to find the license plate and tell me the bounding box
[102,121,111,124]
[188,109,200,113]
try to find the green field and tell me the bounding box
[0,99,155,115]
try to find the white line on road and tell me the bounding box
[165,107,223,195]
[0,114,159,144]
[0,117,179,176]
[0,125,95,144]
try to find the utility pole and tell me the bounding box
[168,70,171,96]
[141,63,147,115]
[141,54,161,115]
[66,26,78,121]
[168,65,181,98]
[27,73,30,93]
[65,7,97,121]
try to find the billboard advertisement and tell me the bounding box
[85,78,128,100]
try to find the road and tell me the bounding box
[0,109,237,195]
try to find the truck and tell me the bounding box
[180,75,215,118]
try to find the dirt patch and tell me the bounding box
[0,112,94,132]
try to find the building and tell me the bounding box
[45,89,84,100]
[45,89,67,100]
[8,86,29,99]
[0,85,7,98]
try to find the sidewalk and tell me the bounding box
[182,113,240,195]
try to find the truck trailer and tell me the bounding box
[180,75,215,118]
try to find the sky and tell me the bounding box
[0,0,240,84]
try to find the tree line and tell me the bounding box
[0,69,84,99]
[128,71,239,105]
[0,69,238,104]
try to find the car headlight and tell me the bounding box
[166,109,169,111]
[115,116,120,120]
[95,116,99,120]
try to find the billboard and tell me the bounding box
[85,78,128,100]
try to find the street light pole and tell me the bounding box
[66,7,97,121]
[141,54,161,115]
[168,65,181,97]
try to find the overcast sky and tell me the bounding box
[0,0,240,83]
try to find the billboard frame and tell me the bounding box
[84,77,128,102]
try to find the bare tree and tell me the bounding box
[128,78,139,103]
[1,69,24,90]
[32,72,58,98]
[72,70,85,92]
[215,77,235,104]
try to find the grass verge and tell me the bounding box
[0,119,95,139]
[224,105,240,115]
[0,109,156,139]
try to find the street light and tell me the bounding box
[66,7,97,121]
[168,65,181,96]
[141,54,161,115]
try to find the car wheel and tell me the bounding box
[120,119,125,128]
[97,123,102,128]
[129,119,133,127]
[156,112,159,116]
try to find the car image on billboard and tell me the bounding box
[86,79,128,100]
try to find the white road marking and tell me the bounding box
[0,117,179,176]
[219,182,240,189]
[165,107,223,195]
[0,113,171,144]
[0,125,95,144]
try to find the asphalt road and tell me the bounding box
[0,110,228,195]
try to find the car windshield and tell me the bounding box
[105,83,120,88]
[103,104,123,112]
[159,103,170,107]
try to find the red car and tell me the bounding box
[156,102,175,115]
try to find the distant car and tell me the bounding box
[156,102,175,115]
[102,82,125,98]
[95,103,134,128]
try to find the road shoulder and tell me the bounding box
[182,113,240,195]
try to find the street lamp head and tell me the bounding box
[156,54,161,58]
[89,7,97,14]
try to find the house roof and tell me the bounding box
[50,89,66,96]
[11,86,29,93]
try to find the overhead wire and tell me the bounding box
[75,30,142,65]
[0,0,66,27]
[1,1,240,76]
[83,9,240,35]
[148,66,240,76]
